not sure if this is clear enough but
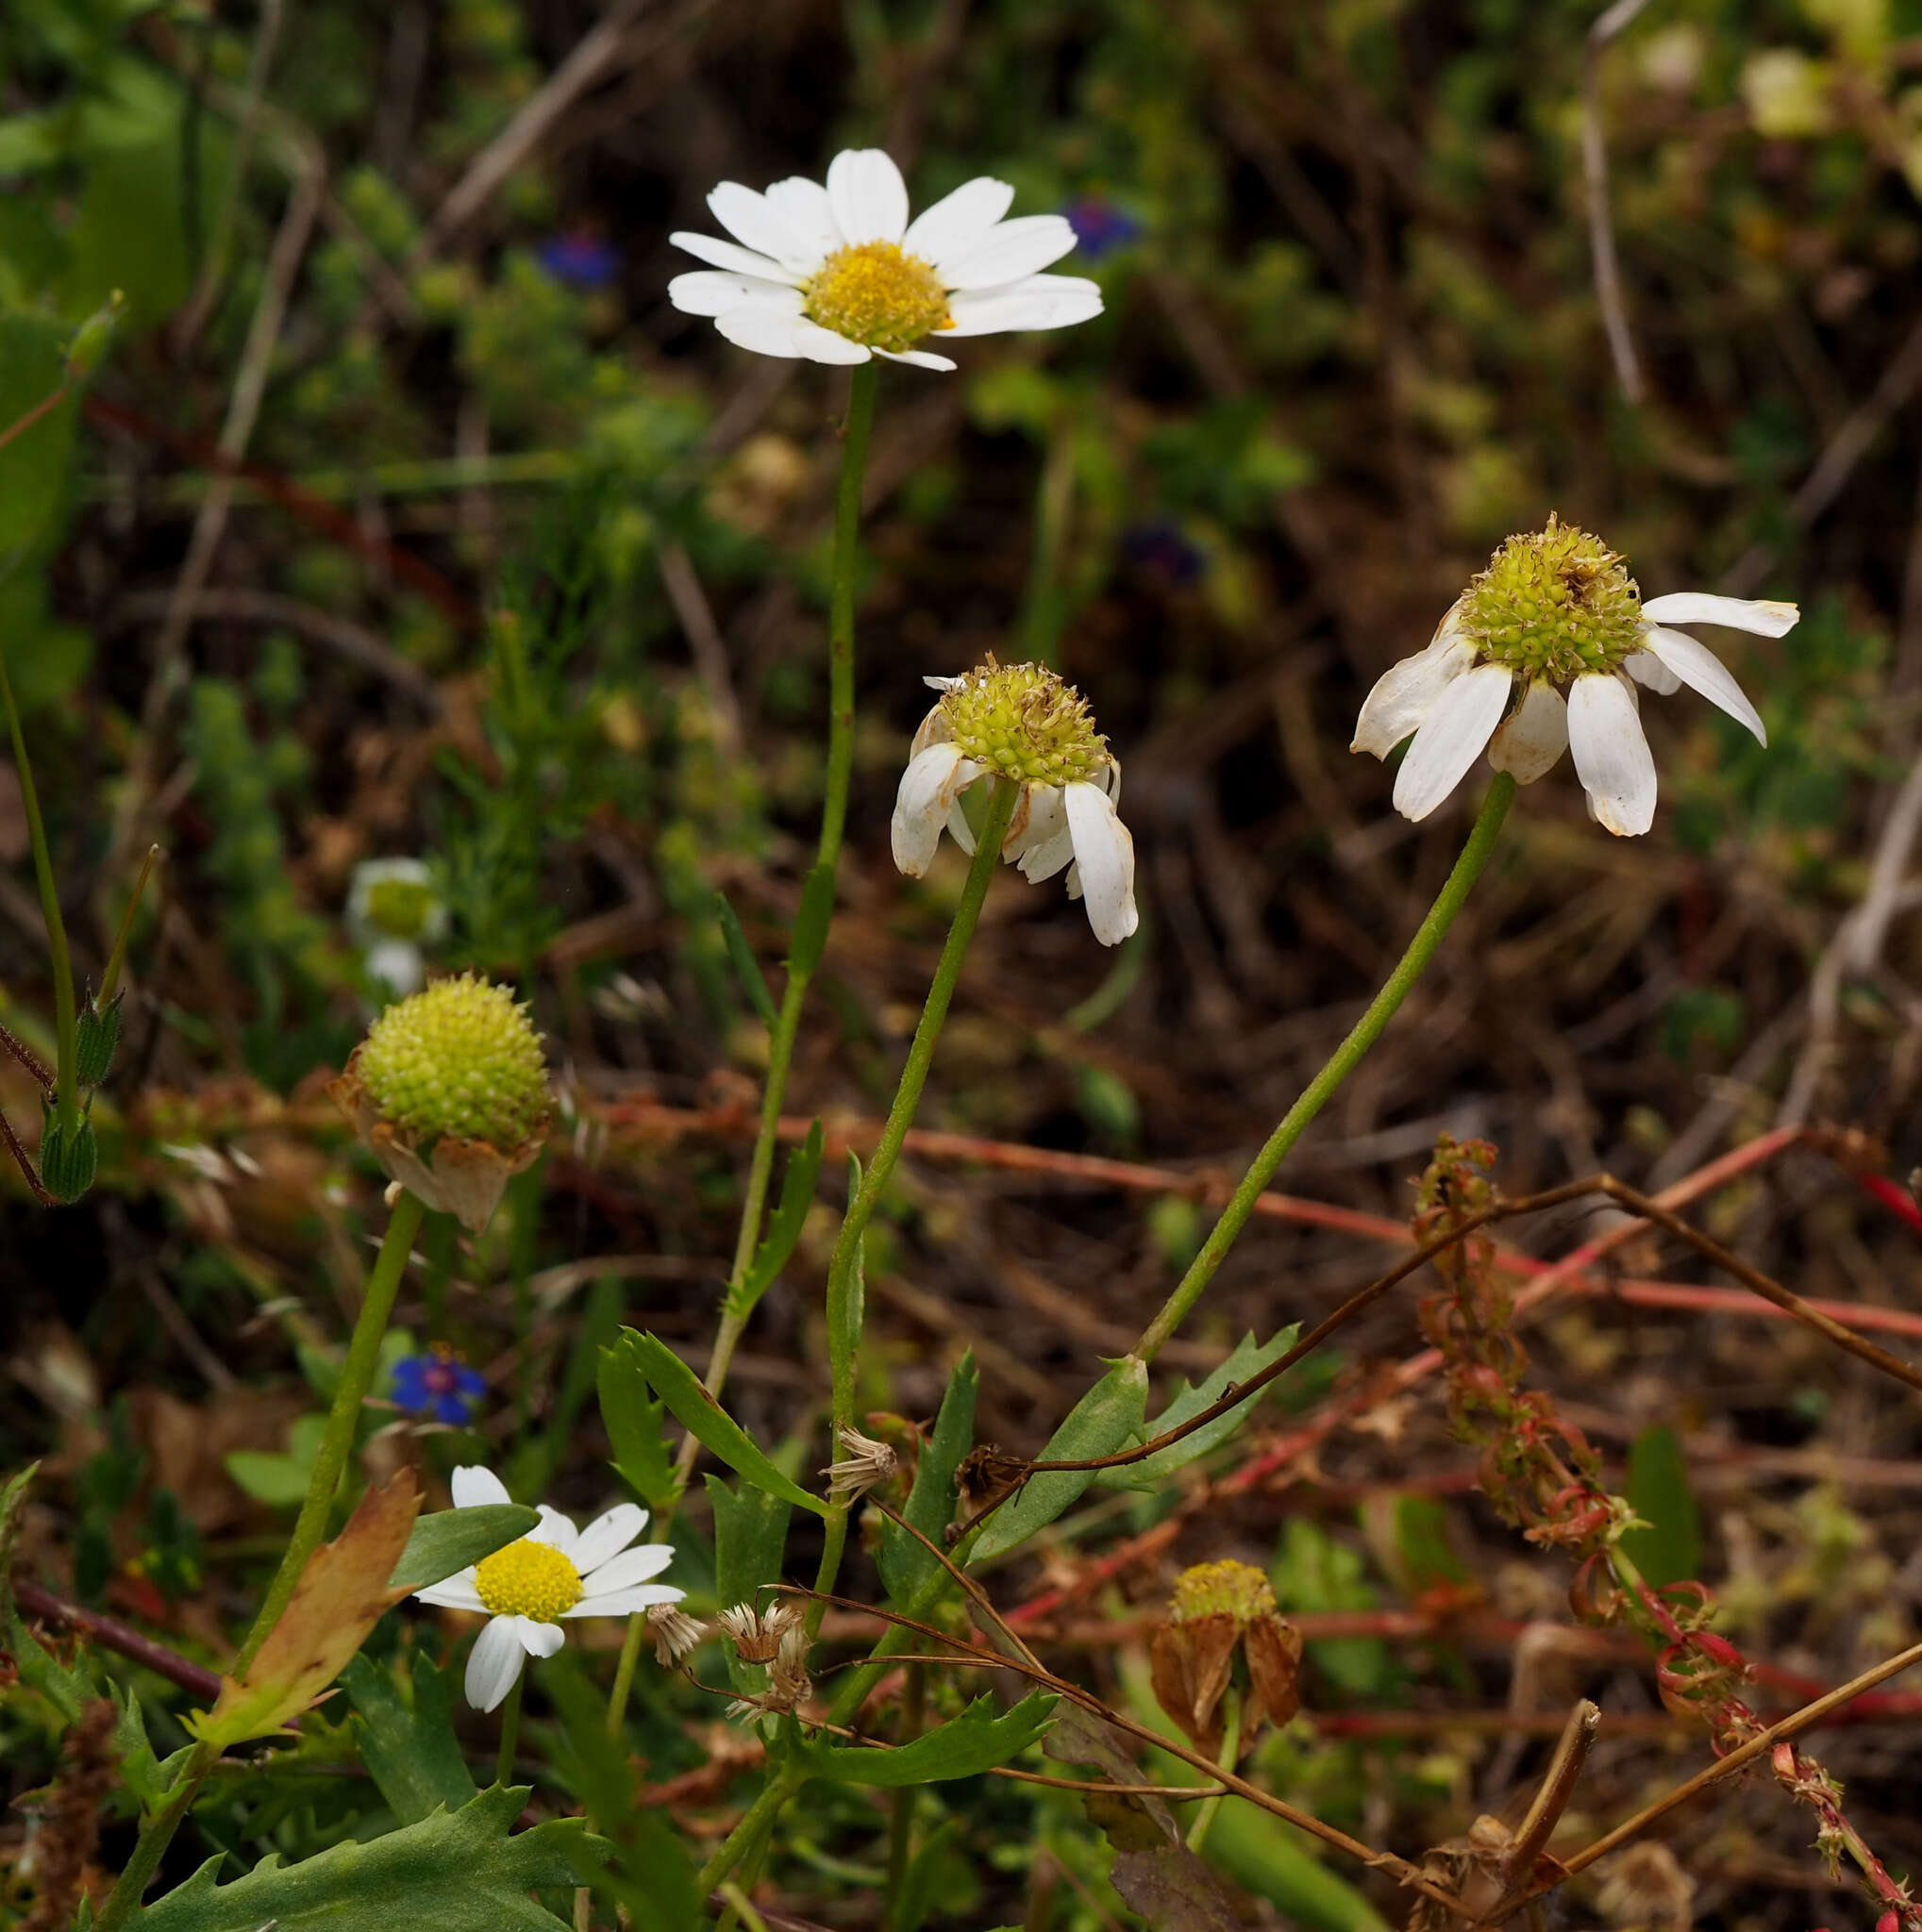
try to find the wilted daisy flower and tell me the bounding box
[413,1464,683,1711]
[669,148,1101,371]
[1351,515,1797,836]
[346,858,447,999]
[892,660,1137,945]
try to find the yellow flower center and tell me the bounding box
[474,1539,583,1621]
[802,242,952,352]
[1460,513,1646,684]
[941,659,1111,790]
[1170,1558,1278,1627]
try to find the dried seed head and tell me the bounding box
[718,1600,801,1665]
[821,1424,899,1505]
[648,1603,707,1668]
[1150,1558,1303,1755]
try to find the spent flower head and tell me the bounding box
[892,659,1137,945]
[411,1465,682,1711]
[820,1424,898,1505]
[328,973,551,1232]
[1149,1558,1303,1755]
[1352,514,1798,835]
[669,149,1101,372]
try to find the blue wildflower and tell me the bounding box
[1064,196,1142,262]
[1123,519,1207,589]
[391,1345,489,1424]
[536,231,622,291]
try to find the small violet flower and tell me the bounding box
[390,1343,488,1424]
[1063,195,1142,261]
[537,231,622,291]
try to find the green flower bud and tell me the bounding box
[39,1105,97,1204]
[74,990,124,1089]
[63,291,124,384]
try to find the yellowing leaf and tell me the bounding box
[190,1472,421,1748]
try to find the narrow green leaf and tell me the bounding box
[787,862,838,979]
[709,1474,794,1692]
[1093,1327,1299,1491]
[610,1328,827,1517]
[714,891,778,1028]
[598,1341,678,1518]
[388,1505,538,1591]
[1622,1423,1703,1589]
[139,1787,601,1932]
[877,1352,978,1607]
[970,1359,1149,1564]
[726,1120,824,1323]
[794,1692,1056,1787]
[343,1650,476,1825]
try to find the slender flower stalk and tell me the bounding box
[1130,774,1516,1363]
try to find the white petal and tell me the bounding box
[875,346,957,371]
[1487,680,1568,785]
[512,1617,566,1658]
[946,797,977,855]
[1624,649,1680,695]
[464,1616,525,1711]
[715,303,871,365]
[1391,662,1513,820]
[1351,636,1477,758]
[579,1542,676,1592]
[668,270,800,318]
[934,214,1078,290]
[891,741,978,875]
[413,1573,484,1612]
[1008,783,1067,869]
[764,176,842,258]
[571,1504,645,1576]
[528,1504,578,1554]
[668,230,798,283]
[922,675,966,694]
[826,149,910,245]
[910,701,955,757]
[451,1466,510,1509]
[1063,782,1137,945]
[708,182,826,275]
[1567,674,1658,836]
[1641,625,1767,745]
[568,1582,686,1619]
[1641,592,1798,638]
[903,177,1015,261]
[943,275,1103,337]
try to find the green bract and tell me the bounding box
[355,974,548,1149]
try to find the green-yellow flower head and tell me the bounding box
[363,874,439,941]
[802,242,952,352]
[1170,1558,1278,1628]
[356,974,548,1149]
[1459,513,1645,684]
[939,659,1111,791]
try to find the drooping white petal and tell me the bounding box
[708,182,827,275]
[1063,781,1138,945]
[891,741,978,875]
[413,1573,485,1612]
[1487,679,1568,785]
[1567,673,1658,836]
[451,1465,510,1509]
[465,1615,526,1711]
[667,270,801,318]
[1641,592,1799,638]
[943,275,1103,337]
[826,148,910,245]
[1350,636,1478,758]
[571,1504,646,1576]
[715,302,871,364]
[1007,783,1067,869]
[875,346,958,371]
[909,701,955,757]
[945,797,977,855]
[903,177,1015,262]
[579,1541,676,1593]
[569,1581,687,1619]
[764,176,843,258]
[512,1617,566,1658]
[1390,662,1513,820]
[668,230,798,283]
[1641,625,1767,745]
[934,214,1079,290]
[923,675,966,693]
[1624,650,1680,695]
[527,1504,578,1554]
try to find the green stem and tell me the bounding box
[694,1771,803,1897]
[0,648,78,1129]
[92,1740,215,1932]
[606,1612,646,1737]
[805,1504,851,1642]
[1185,1688,1242,1854]
[1132,774,1516,1363]
[883,1665,928,1928]
[234,1188,426,1674]
[824,776,1019,1426]
[495,1669,525,1785]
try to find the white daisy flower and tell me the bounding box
[412,1464,683,1711]
[345,857,446,999]
[668,148,1102,372]
[1351,515,1797,836]
[892,659,1137,946]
